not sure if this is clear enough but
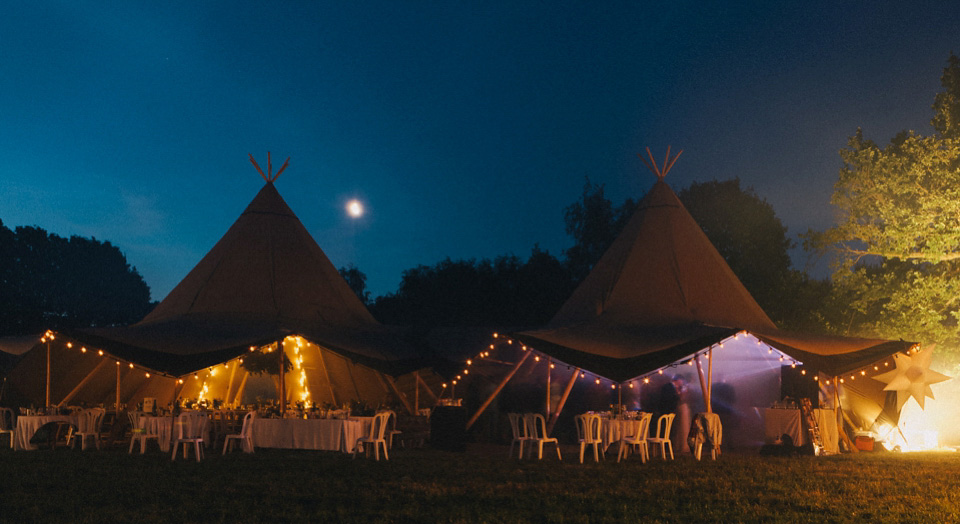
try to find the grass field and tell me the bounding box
[1,443,958,523]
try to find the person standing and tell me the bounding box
[655,375,689,453]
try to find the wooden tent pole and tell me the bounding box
[45,341,51,407]
[547,367,580,435]
[835,377,858,453]
[233,372,249,406]
[466,350,532,431]
[344,356,362,403]
[695,355,711,413]
[381,372,415,415]
[315,346,338,407]
[116,361,121,413]
[277,340,286,418]
[545,358,552,419]
[707,348,714,413]
[618,382,622,413]
[416,373,438,402]
[414,371,420,413]
[57,359,111,407]
[225,359,239,408]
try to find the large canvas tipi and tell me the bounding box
[7,157,430,413]
[504,150,919,449]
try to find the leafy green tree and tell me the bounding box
[810,54,960,352]
[0,221,153,335]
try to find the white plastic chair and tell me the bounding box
[524,413,562,461]
[128,411,160,454]
[507,413,530,459]
[171,411,207,461]
[222,411,256,454]
[69,408,105,450]
[353,411,390,460]
[647,413,676,460]
[382,410,402,450]
[0,408,14,449]
[617,412,652,463]
[575,413,603,463]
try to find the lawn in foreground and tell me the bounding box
[1,444,958,523]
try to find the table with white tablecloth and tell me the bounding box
[138,413,213,452]
[763,407,839,454]
[251,417,372,452]
[599,416,644,452]
[14,415,76,450]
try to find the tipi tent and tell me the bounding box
[490,150,922,450]
[6,157,433,414]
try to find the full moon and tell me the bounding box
[346,199,364,218]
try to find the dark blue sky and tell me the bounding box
[3,2,959,300]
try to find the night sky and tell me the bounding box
[3,2,959,300]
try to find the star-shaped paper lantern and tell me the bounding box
[873,346,950,411]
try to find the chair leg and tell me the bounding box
[555,442,562,461]
[579,442,585,464]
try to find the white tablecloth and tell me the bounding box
[15,415,75,450]
[252,418,369,452]
[140,413,212,452]
[764,408,804,445]
[142,415,176,452]
[763,408,839,453]
[599,417,643,451]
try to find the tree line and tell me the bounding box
[0,221,153,336]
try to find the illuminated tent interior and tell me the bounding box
[467,150,922,450]
[5,158,439,414]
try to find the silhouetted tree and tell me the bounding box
[0,220,153,335]
[338,264,370,305]
[370,247,572,327]
[562,179,829,330]
[563,178,637,282]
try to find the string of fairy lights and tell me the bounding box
[40,328,921,407]
[38,330,294,407]
[440,330,921,393]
